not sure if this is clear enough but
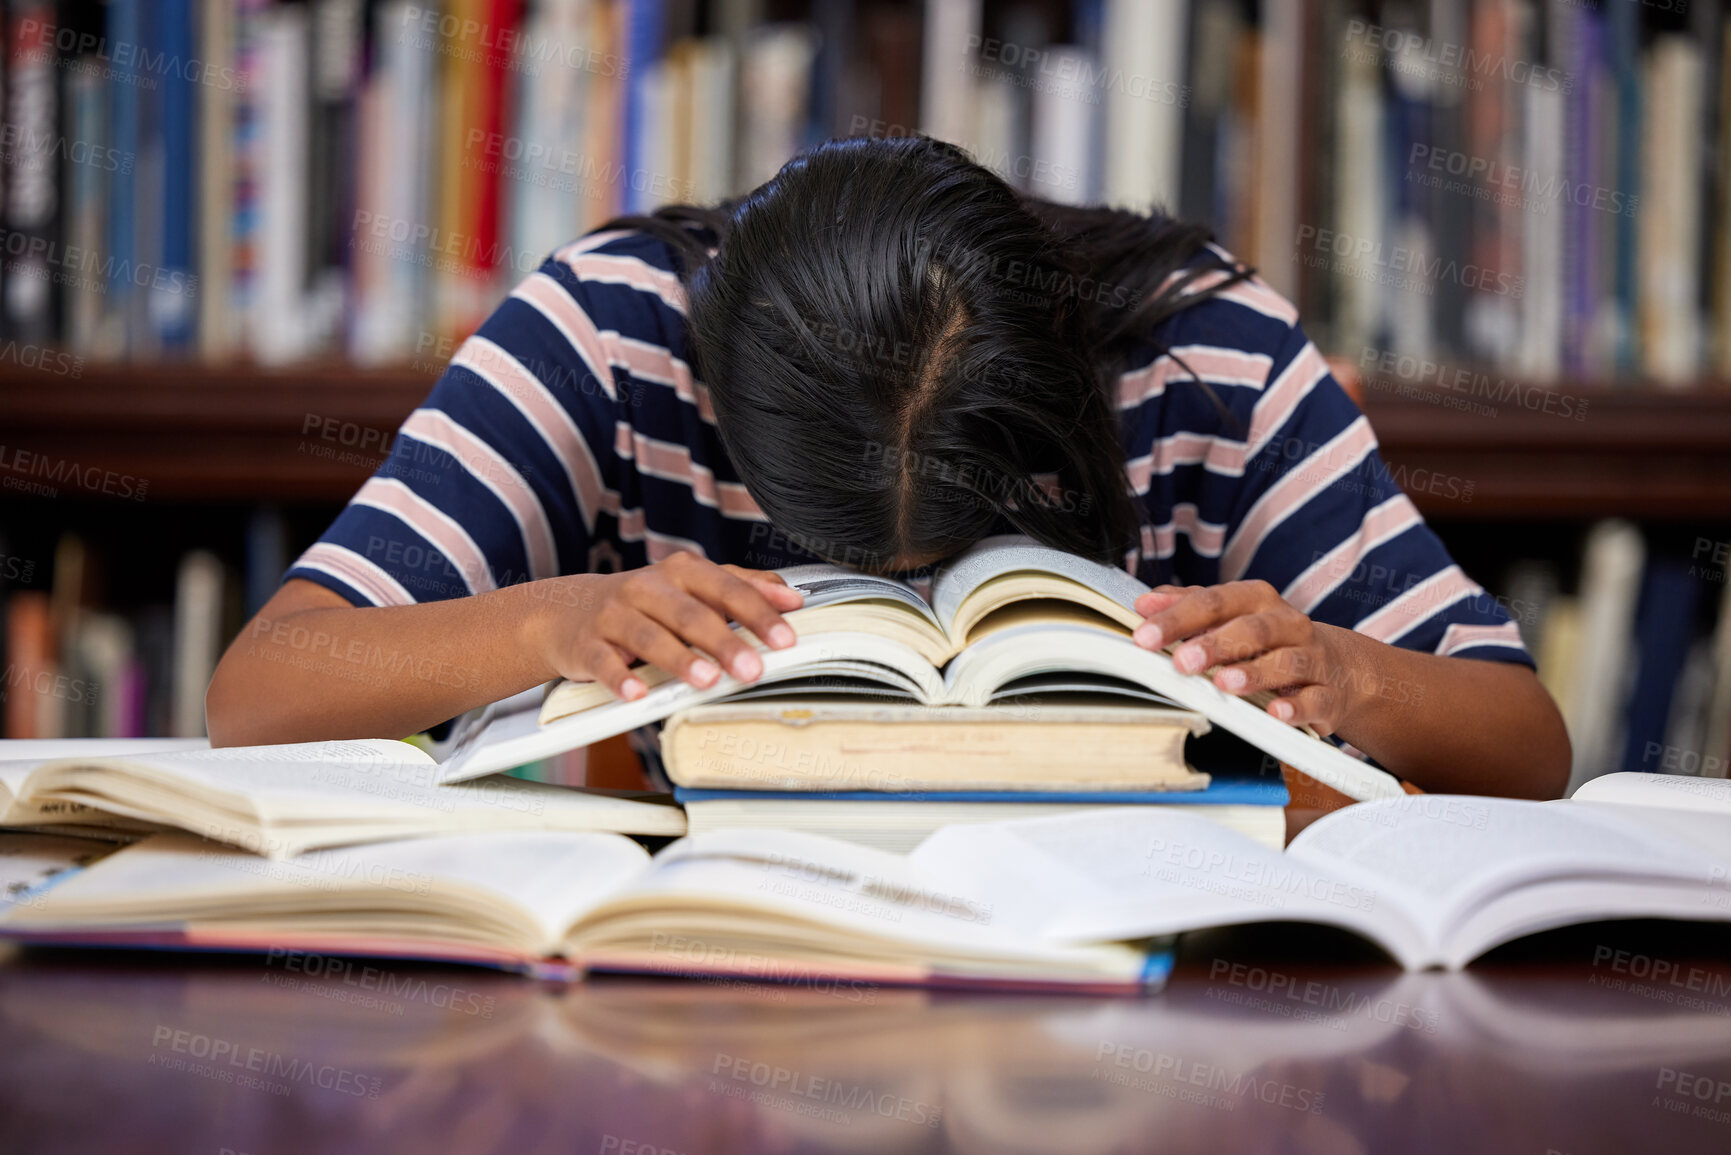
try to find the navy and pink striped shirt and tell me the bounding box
[288,228,1531,669]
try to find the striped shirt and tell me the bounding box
[288,229,1531,669]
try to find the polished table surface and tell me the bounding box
[3,922,1731,1155]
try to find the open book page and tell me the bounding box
[23,740,686,855]
[452,634,946,784]
[944,624,1404,800]
[908,808,1422,966]
[929,535,1149,637]
[1572,772,1731,818]
[776,564,939,624]
[564,827,1146,978]
[3,830,652,959]
[0,831,121,914]
[1289,797,1731,967]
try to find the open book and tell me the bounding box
[440,537,1404,803]
[1,739,684,857]
[921,782,1731,970]
[0,827,1171,991]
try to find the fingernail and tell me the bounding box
[1272,701,1294,722]
[690,659,720,686]
[1217,668,1246,692]
[769,624,796,649]
[1134,623,1162,649]
[621,677,645,700]
[1175,643,1205,673]
[731,651,763,680]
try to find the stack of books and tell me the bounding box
[658,699,1289,854]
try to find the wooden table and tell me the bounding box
[2,921,1730,1154]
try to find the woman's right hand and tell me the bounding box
[526,552,806,700]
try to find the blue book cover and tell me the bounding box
[154,0,196,349]
[1619,557,1702,774]
[674,779,1290,807]
[105,0,139,347]
[621,0,663,214]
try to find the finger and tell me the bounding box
[603,608,723,690]
[1175,610,1308,674]
[690,567,800,650]
[1133,585,1199,617]
[638,587,766,682]
[1211,645,1319,696]
[578,640,648,702]
[722,565,806,609]
[1268,684,1345,735]
[1134,582,1272,651]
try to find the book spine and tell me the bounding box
[153,0,195,352]
[4,0,63,344]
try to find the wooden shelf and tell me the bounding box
[1359,384,1731,519]
[0,362,437,503]
[2,364,1730,517]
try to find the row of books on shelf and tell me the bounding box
[1,0,821,365]
[1517,520,1731,790]
[15,0,1731,386]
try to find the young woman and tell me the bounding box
[207,136,1569,798]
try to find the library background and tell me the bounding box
[0,0,1726,793]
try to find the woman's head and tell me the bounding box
[612,135,1238,572]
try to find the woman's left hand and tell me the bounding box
[1131,580,1367,736]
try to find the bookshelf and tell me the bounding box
[5,365,1728,516]
[2,0,1727,779]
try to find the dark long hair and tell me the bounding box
[603,135,1250,571]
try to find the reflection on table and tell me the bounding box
[2,922,1730,1154]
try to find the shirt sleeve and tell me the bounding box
[1220,323,1533,668]
[284,253,623,606]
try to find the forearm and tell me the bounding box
[206,580,575,746]
[1321,624,1571,799]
